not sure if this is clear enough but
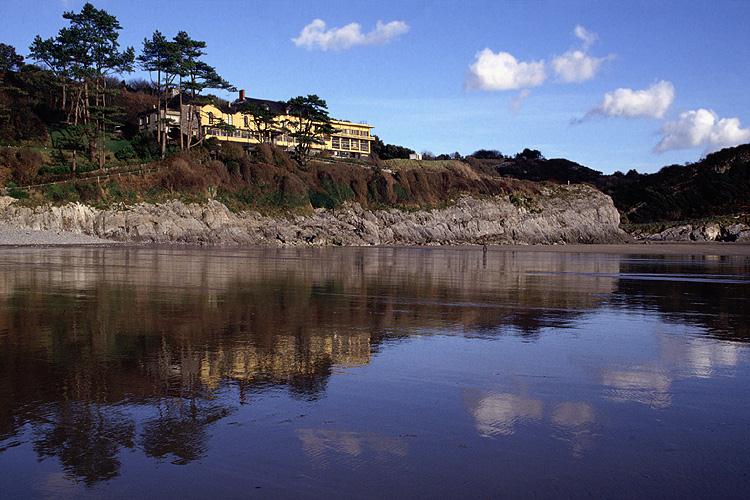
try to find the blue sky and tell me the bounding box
[1,0,749,172]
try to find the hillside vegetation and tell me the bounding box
[1,143,545,214]
[467,144,750,223]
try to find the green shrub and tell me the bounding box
[45,183,79,203]
[5,181,28,199]
[310,179,356,209]
[38,165,72,176]
[394,184,411,202]
[115,142,137,162]
[74,181,100,202]
[106,180,136,203]
[309,190,335,209]
[130,131,160,162]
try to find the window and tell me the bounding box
[243,115,249,127]
[341,138,350,150]
[208,112,214,124]
[226,114,233,126]
[332,137,340,149]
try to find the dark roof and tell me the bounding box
[156,93,288,115]
[235,97,288,115]
[161,93,235,113]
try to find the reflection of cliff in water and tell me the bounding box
[0,247,620,482]
[6,247,746,483]
[609,255,750,341]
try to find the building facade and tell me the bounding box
[139,91,375,159]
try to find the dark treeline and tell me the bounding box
[465,143,750,223]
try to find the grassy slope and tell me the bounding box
[4,147,547,214]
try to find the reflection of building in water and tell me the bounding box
[197,334,371,390]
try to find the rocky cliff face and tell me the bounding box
[0,184,627,246]
[627,221,750,242]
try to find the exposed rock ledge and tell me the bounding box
[628,221,750,243]
[0,185,627,246]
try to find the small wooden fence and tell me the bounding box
[2,163,164,194]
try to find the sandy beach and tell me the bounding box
[0,223,116,246]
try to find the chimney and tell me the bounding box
[239,89,245,101]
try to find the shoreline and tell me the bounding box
[2,226,749,256]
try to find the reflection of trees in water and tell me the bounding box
[140,398,231,465]
[32,402,135,485]
[3,247,744,483]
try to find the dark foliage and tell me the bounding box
[469,149,505,159]
[479,143,750,223]
[515,148,544,161]
[371,135,414,160]
[599,144,750,222]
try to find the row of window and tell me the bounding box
[204,127,300,145]
[205,113,369,140]
[204,127,255,139]
[202,127,372,153]
[337,128,369,137]
[331,137,370,152]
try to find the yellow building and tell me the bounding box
[140,90,375,159]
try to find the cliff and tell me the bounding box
[0,183,626,246]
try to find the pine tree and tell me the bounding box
[286,95,337,165]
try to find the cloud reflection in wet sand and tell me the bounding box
[297,429,408,465]
[601,369,673,409]
[601,336,745,409]
[466,392,544,437]
[465,391,597,457]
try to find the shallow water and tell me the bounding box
[0,247,749,499]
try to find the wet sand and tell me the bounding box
[0,246,748,498]
[481,242,750,256]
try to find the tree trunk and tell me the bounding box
[178,75,185,151]
[98,77,106,170]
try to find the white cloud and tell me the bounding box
[470,25,609,92]
[292,19,409,51]
[655,108,750,153]
[551,25,611,82]
[467,49,546,91]
[551,50,612,83]
[574,25,597,49]
[584,80,675,120]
